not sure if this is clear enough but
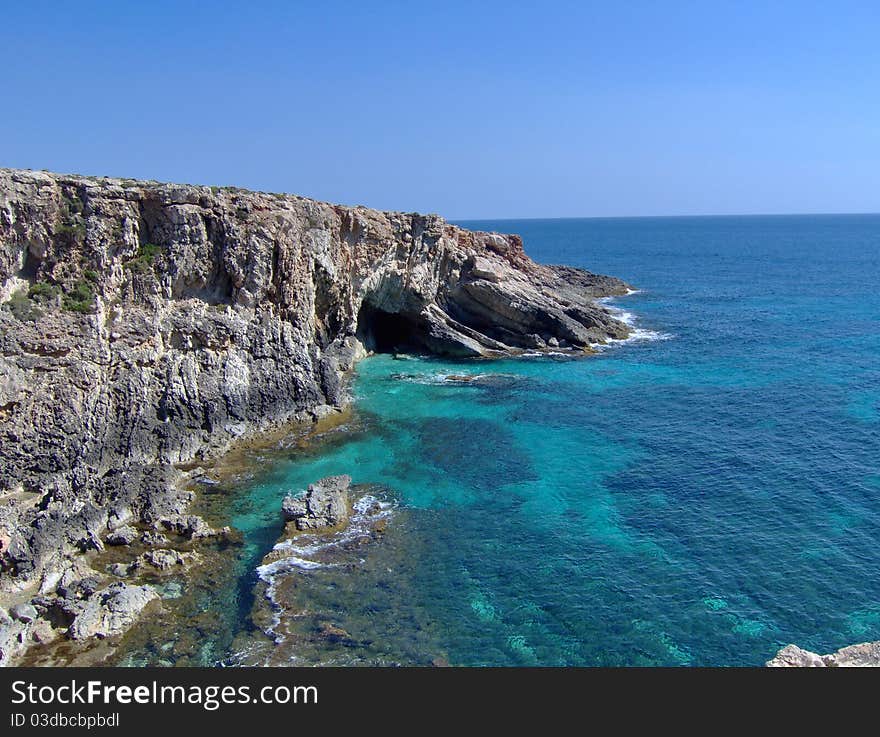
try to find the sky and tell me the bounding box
[1,1,878,219]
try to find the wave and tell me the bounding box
[391,371,525,385]
[254,494,395,645]
[595,293,673,349]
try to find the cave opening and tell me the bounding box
[356,302,426,354]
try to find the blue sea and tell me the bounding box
[182,215,880,667]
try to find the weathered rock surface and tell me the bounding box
[0,168,631,663]
[767,641,880,667]
[282,475,351,531]
[106,526,137,546]
[9,602,37,623]
[66,583,158,641]
[140,548,202,571]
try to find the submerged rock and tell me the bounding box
[317,621,355,644]
[282,475,352,531]
[767,641,880,667]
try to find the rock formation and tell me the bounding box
[0,168,631,664]
[282,475,352,531]
[767,641,880,667]
[66,582,158,641]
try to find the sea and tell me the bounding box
[116,214,880,667]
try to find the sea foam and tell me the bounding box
[254,494,395,647]
[595,293,673,349]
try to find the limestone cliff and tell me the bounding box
[0,168,630,664]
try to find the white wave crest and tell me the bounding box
[594,294,673,349]
[255,494,395,645]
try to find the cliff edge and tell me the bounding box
[0,168,630,664]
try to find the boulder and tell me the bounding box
[281,475,351,531]
[67,583,158,641]
[106,525,137,546]
[142,549,185,570]
[141,531,169,547]
[108,562,135,578]
[469,256,504,283]
[10,602,38,623]
[766,644,826,667]
[158,514,217,540]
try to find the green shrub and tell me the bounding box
[83,269,99,283]
[138,243,161,259]
[54,192,88,243]
[124,242,163,274]
[28,281,61,302]
[55,221,86,240]
[61,279,95,313]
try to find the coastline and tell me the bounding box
[0,167,633,666]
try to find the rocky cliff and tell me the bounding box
[0,168,630,665]
[767,641,880,667]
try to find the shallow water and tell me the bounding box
[121,214,880,666]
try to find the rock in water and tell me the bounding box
[67,583,158,640]
[282,475,352,531]
[767,640,880,667]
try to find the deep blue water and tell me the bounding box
[231,215,880,666]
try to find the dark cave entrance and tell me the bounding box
[356,302,426,354]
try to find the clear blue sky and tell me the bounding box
[2,1,878,218]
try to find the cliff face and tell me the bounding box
[0,168,630,663]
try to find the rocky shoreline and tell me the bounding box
[766,641,880,667]
[0,168,632,666]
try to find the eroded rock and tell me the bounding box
[9,602,37,623]
[767,641,880,667]
[141,548,202,571]
[766,644,826,667]
[282,475,351,531]
[106,526,137,546]
[67,583,158,641]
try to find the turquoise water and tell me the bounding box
[230,215,880,666]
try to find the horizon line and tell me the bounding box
[451,211,880,222]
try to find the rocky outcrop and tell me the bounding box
[767,641,880,667]
[0,168,631,664]
[282,475,352,531]
[66,583,158,641]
